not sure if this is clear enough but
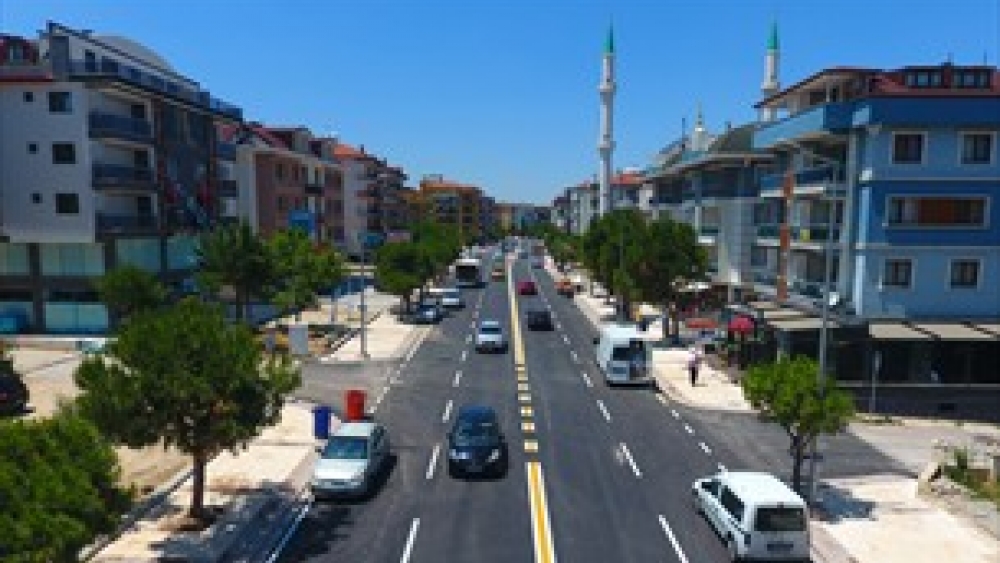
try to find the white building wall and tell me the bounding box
[340,159,367,257]
[0,82,96,243]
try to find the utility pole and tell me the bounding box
[359,235,369,359]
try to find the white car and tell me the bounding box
[439,287,464,309]
[474,320,508,353]
[311,422,391,499]
[692,471,810,561]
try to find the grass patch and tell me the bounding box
[943,448,1000,509]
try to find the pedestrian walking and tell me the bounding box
[688,346,702,386]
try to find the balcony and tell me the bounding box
[751,269,779,288]
[699,225,720,236]
[759,166,846,197]
[96,213,158,234]
[216,142,237,161]
[755,224,781,239]
[88,112,152,144]
[790,225,840,244]
[217,179,238,198]
[92,163,156,192]
[788,278,835,300]
[305,181,324,196]
[67,60,242,120]
[753,101,854,149]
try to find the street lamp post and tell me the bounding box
[360,241,369,359]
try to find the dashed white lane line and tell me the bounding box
[683,423,694,435]
[266,493,312,563]
[570,350,579,362]
[400,518,420,563]
[425,444,441,480]
[460,350,468,362]
[596,399,612,422]
[562,334,570,344]
[453,370,462,387]
[718,463,727,472]
[658,516,690,563]
[441,400,453,423]
[671,409,680,419]
[699,442,712,455]
[620,442,642,478]
[581,372,593,388]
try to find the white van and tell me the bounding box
[593,324,654,386]
[692,471,810,562]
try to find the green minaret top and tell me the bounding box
[605,25,615,55]
[768,21,779,51]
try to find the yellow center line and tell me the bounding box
[527,461,557,563]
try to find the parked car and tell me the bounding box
[311,421,391,500]
[492,266,505,281]
[438,287,464,309]
[0,372,28,416]
[517,280,537,295]
[447,405,508,478]
[692,471,810,562]
[525,309,554,331]
[414,302,444,324]
[474,320,508,353]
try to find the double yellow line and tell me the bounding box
[507,257,557,563]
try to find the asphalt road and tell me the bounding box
[276,254,900,563]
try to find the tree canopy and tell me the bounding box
[741,356,856,494]
[375,241,434,312]
[93,264,168,325]
[0,411,132,562]
[266,228,344,318]
[197,221,274,323]
[74,297,300,519]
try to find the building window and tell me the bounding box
[892,133,924,164]
[276,163,285,182]
[55,193,80,215]
[31,193,41,204]
[949,260,980,289]
[23,91,33,103]
[905,71,942,88]
[886,196,986,227]
[52,143,76,164]
[750,246,769,268]
[961,133,993,164]
[277,196,286,211]
[47,91,72,113]
[954,70,991,89]
[883,259,913,289]
[27,142,37,154]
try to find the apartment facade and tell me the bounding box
[0,23,241,333]
[408,176,490,245]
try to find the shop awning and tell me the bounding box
[747,300,781,311]
[911,323,998,341]
[769,317,840,331]
[972,323,1000,337]
[869,322,931,340]
[761,309,810,321]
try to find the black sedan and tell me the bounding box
[525,309,554,331]
[447,405,508,479]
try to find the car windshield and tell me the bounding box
[443,289,459,298]
[754,507,806,532]
[453,419,500,447]
[479,325,501,335]
[321,436,369,460]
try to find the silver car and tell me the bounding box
[475,320,508,353]
[311,422,390,499]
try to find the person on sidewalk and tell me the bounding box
[688,346,703,386]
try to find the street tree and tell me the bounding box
[197,221,273,323]
[266,228,344,320]
[410,222,461,282]
[0,410,132,562]
[74,297,300,521]
[582,209,647,316]
[634,216,707,341]
[375,242,434,313]
[741,356,856,494]
[94,264,169,325]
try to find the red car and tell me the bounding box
[517,280,537,295]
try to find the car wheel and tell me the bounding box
[726,536,741,562]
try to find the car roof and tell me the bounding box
[713,472,805,506]
[334,421,379,438]
[479,320,501,328]
[456,405,497,422]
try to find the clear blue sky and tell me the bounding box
[3,0,998,204]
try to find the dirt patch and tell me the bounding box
[116,444,190,496]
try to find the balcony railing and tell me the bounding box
[790,225,840,243]
[67,61,242,120]
[699,225,720,236]
[92,163,156,191]
[305,181,324,196]
[756,224,781,239]
[752,269,779,287]
[88,112,152,144]
[96,213,158,233]
[789,278,835,299]
[759,166,846,197]
[753,101,854,149]
[217,179,238,198]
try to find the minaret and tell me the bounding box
[598,24,616,216]
[691,103,707,151]
[761,21,780,122]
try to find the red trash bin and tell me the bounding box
[345,390,366,421]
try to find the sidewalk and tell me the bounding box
[561,263,1000,563]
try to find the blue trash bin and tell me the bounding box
[313,405,332,440]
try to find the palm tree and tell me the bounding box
[197,222,273,323]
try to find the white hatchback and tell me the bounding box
[311,422,391,499]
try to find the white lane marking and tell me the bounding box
[400,517,421,563]
[718,463,727,472]
[555,323,562,331]
[620,442,642,478]
[460,350,468,362]
[570,351,578,362]
[581,372,593,388]
[452,370,462,387]
[658,515,691,563]
[699,442,712,455]
[465,334,472,344]
[441,400,453,423]
[265,493,313,563]
[683,423,694,435]
[671,409,680,419]
[425,444,440,480]
[596,399,612,422]
[562,334,570,344]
